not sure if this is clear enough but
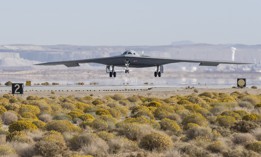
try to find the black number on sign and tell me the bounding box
[12,83,24,95]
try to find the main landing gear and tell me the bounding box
[106,65,116,78]
[109,71,116,77]
[154,65,163,77]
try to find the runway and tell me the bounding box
[1,85,260,98]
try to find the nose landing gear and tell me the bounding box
[125,59,130,74]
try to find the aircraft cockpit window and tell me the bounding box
[128,52,132,55]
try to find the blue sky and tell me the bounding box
[0,0,260,45]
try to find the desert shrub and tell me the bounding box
[187,95,207,105]
[182,113,208,127]
[97,131,115,141]
[21,112,38,119]
[131,106,154,119]
[211,126,231,137]
[179,144,212,157]
[74,102,90,110]
[0,144,16,156]
[53,114,72,121]
[115,106,129,117]
[108,137,139,154]
[12,142,35,157]
[83,95,93,101]
[139,132,173,151]
[46,120,81,133]
[1,111,18,125]
[146,101,162,107]
[32,120,46,129]
[232,133,255,145]
[251,86,258,89]
[50,104,62,113]
[233,110,249,118]
[185,126,212,140]
[38,114,52,122]
[119,100,130,106]
[26,95,40,100]
[19,104,40,115]
[111,94,125,101]
[199,92,213,98]
[184,123,200,130]
[154,106,175,120]
[245,141,261,153]
[252,128,261,141]
[207,140,226,153]
[70,133,108,156]
[218,93,236,102]
[7,131,33,143]
[92,99,103,105]
[68,110,84,119]
[184,104,211,117]
[177,99,192,105]
[79,114,95,121]
[98,115,117,130]
[9,120,37,133]
[117,123,152,141]
[70,155,93,157]
[123,116,160,129]
[232,120,259,133]
[221,111,241,120]
[84,105,98,113]
[210,105,227,116]
[108,108,121,118]
[216,115,236,128]
[91,119,108,131]
[95,109,111,116]
[241,95,259,105]
[32,100,52,113]
[127,96,141,103]
[223,148,260,157]
[35,131,67,157]
[255,103,261,108]
[238,101,254,109]
[0,106,7,115]
[61,102,75,110]
[242,113,261,122]
[160,118,181,134]
[9,97,18,103]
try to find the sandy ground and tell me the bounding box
[1,86,261,98]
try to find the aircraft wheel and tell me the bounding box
[154,72,158,77]
[109,72,113,77]
[158,72,161,77]
[113,72,116,77]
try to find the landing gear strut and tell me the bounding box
[125,59,130,73]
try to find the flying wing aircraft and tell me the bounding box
[36,50,250,77]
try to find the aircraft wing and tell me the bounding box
[140,57,250,66]
[36,56,250,67]
[36,56,123,67]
